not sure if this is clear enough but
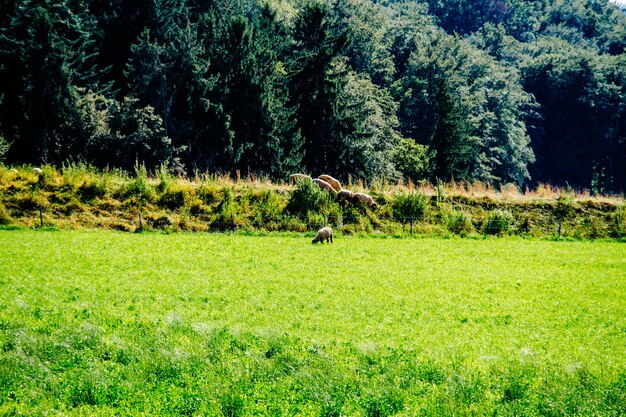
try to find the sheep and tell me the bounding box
[33,167,42,174]
[353,192,377,207]
[312,178,338,195]
[312,226,333,244]
[337,189,354,203]
[318,175,342,192]
[290,173,312,185]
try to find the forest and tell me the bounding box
[0,0,625,193]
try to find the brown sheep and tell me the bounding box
[353,192,377,207]
[318,175,342,192]
[290,173,312,185]
[337,189,354,203]
[312,178,338,195]
[312,226,333,244]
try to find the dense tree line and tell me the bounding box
[0,0,625,192]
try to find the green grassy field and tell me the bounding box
[0,230,625,416]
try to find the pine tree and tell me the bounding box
[0,0,104,163]
[287,1,348,175]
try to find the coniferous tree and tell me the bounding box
[287,1,348,175]
[212,9,302,177]
[0,0,103,164]
[124,0,234,171]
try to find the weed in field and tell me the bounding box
[391,191,430,220]
[447,210,474,235]
[0,204,10,225]
[120,163,155,208]
[286,179,330,215]
[611,205,626,237]
[485,209,515,235]
[554,194,576,222]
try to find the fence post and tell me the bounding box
[324,215,327,227]
[410,217,413,235]
[558,221,562,238]
[231,214,235,234]
[138,212,143,232]
[39,204,43,227]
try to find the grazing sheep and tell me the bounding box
[290,173,312,185]
[312,178,338,195]
[312,226,333,244]
[337,189,354,203]
[353,192,377,207]
[318,175,342,192]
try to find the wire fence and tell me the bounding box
[26,203,621,238]
[137,210,617,238]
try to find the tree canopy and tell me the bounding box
[1,0,625,192]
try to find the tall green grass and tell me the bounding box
[1,165,625,238]
[1,230,625,416]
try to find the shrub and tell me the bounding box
[0,204,11,225]
[244,189,285,220]
[611,205,626,238]
[391,192,429,220]
[554,194,575,222]
[0,134,9,163]
[124,163,155,207]
[393,139,432,182]
[485,209,515,235]
[158,183,194,210]
[286,179,330,215]
[77,180,107,202]
[448,211,473,235]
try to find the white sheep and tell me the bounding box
[312,226,333,244]
[318,175,342,192]
[290,173,312,185]
[33,167,42,174]
[353,192,377,207]
[337,189,354,203]
[312,178,338,195]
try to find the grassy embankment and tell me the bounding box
[0,164,625,238]
[0,230,625,416]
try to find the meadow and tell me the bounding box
[0,230,625,416]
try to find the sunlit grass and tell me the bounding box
[1,230,625,415]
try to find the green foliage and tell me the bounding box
[0,0,626,191]
[391,191,429,219]
[286,178,332,215]
[393,139,433,182]
[0,165,623,237]
[448,210,473,235]
[554,194,576,221]
[0,203,11,225]
[611,205,626,238]
[0,135,9,163]
[485,209,515,235]
[126,163,155,208]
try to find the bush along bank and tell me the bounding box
[0,165,625,239]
